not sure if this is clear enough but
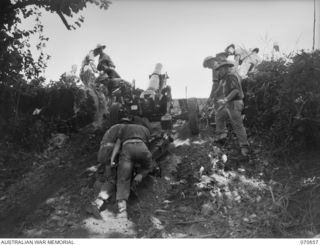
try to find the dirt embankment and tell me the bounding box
[0,121,320,238]
[0,130,103,237]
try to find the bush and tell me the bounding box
[0,79,96,151]
[244,50,320,153]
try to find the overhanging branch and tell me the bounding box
[14,0,71,30]
[57,10,70,30]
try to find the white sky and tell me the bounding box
[22,0,320,98]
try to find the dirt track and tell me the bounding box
[0,121,320,238]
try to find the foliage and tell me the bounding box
[0,0,111,85]
[12,0,111,30]
[0,1,48,86]
[0,77,96,151]
[0,0,111,151]
[244,50,320,153]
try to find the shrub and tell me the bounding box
[244,50,320,153]
[0,79,97,151]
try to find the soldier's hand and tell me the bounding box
[131,174,143,190]
[133,174,143,184]
[218,98,227,105]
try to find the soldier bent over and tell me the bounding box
[110,119,155,219]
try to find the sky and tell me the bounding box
[22,0,320,98]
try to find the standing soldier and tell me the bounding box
[214,60,250,157]
[224,43,249,68]
[237,48,261,79]
[80,50,98,88]
[93,44,121,79]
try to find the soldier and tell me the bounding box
[93,44,121,79]
[237,48,261,79]
[224,43,249,68]
[225,44,261,79]
[80,51,98,88]
[110,118,155,219]
[214,60,250,157]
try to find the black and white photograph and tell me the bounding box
[0,0,320,241]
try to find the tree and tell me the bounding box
[12,0,111,30]
[0,0,111,86]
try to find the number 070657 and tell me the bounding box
[300,240,319,245]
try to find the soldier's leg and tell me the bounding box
[227,100,249,155]
[96,145,116,200]
[93,146,115,209]
[215,107,228,140]
[116,146,134,202]
[116,145,135,219]
[134,143,155,178]
[98,165,116,200]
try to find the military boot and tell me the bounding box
[117,200,128,219]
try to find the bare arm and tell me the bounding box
[225,89,240,102]
[97,143,114,164]
[110,138,121,167]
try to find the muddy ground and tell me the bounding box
[0,121,320,238]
